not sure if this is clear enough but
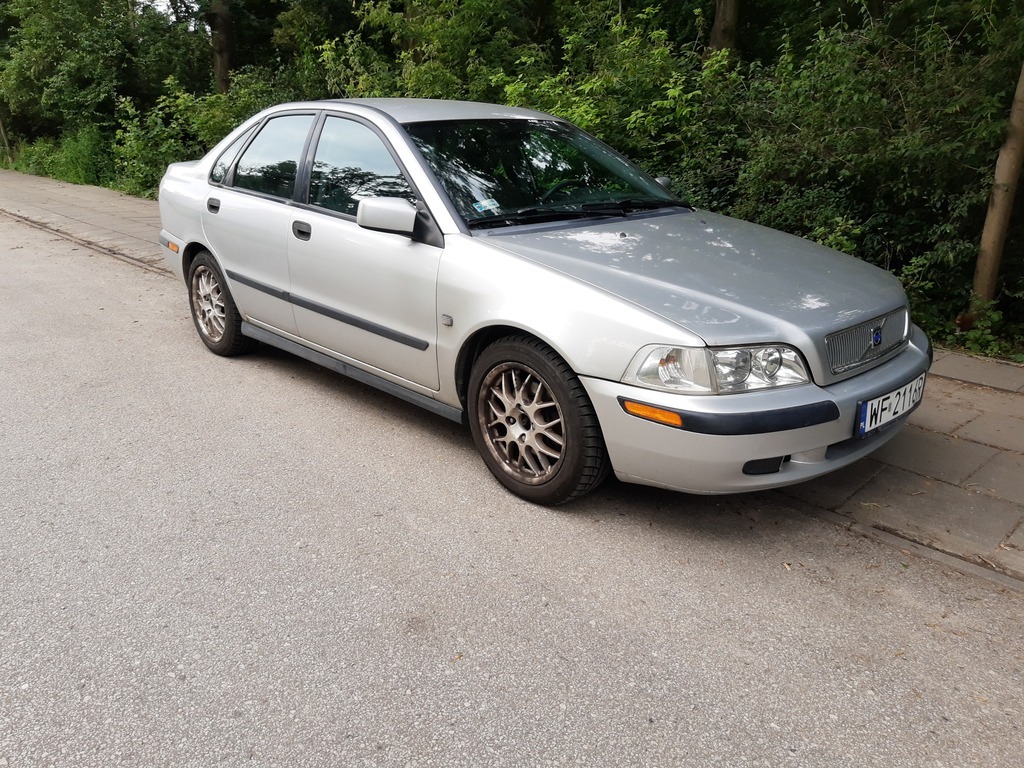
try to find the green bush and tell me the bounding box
[10,124,113,185]
[112,89,204,197]
[9,136,60,176]
[486,5,1022,356]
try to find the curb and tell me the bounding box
[0,207,171,276]
[778,494,1024,594]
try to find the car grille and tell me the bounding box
[825,307,909,374]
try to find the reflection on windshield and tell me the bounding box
[404,119,677,226]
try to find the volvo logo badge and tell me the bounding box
[871,326,883,348]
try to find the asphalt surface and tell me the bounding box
[1,168,1022,587]
[2,203,1024,766]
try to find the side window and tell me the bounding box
[233,114,315,199]
[309,116,415,216]
[209,126,255,184]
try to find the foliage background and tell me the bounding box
[1,0,1022,358]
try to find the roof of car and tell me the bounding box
[324,98,558,124]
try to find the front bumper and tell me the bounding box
[582,325,932,494]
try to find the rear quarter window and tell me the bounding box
[209,126,256,184]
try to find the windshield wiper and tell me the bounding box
[465,207,623,230]
[580,198,692,214]
[464,199,690,230]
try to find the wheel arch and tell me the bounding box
[462,330,611,504]
[454,325,575,411]
[180,241,211,279]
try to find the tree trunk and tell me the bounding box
[709,0,740,52]
[972,62,1024,309]
[207,0,234,94]
[0,115,12,164]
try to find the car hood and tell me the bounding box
[481,209,908,347]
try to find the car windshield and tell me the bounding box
[403,118,681,229]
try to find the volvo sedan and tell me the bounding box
[158,99,931,505]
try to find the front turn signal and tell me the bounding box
[621,400,683,428]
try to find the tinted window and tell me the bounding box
[233,114,315,199]
[309,117,415,216]
[209,126,256,184]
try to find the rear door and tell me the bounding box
[202,112,317,336]
[287,114,443,390]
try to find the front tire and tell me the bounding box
[468,336,609,505]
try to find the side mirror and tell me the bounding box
[356,197,418,237]
[654,176,673,191]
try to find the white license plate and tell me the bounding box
[856,372,926,437]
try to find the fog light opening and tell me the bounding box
[743,456,788,476]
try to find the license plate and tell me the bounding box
[856,372,926,437]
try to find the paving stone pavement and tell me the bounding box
[0,169,166,273]
[777,355,1024,586]
[1,168,1022,588]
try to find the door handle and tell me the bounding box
[292,221,312,241]
[207,198,221,213]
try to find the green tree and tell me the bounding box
[0,0,211,135]
[0,0,125,133]
[320,0,552,100]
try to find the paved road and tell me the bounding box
[2,168,1022,586]
[2,215,1023,766]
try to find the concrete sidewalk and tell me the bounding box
[2,168,1022,588]
[0,169,165,273]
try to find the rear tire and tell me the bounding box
[468,336,609,505]
[187,250,254,356]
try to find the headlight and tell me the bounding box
[623,344,810,394]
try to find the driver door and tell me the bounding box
[287,115,442,391]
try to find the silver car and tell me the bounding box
[158,98,931,505]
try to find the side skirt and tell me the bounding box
[241,322,465,425]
